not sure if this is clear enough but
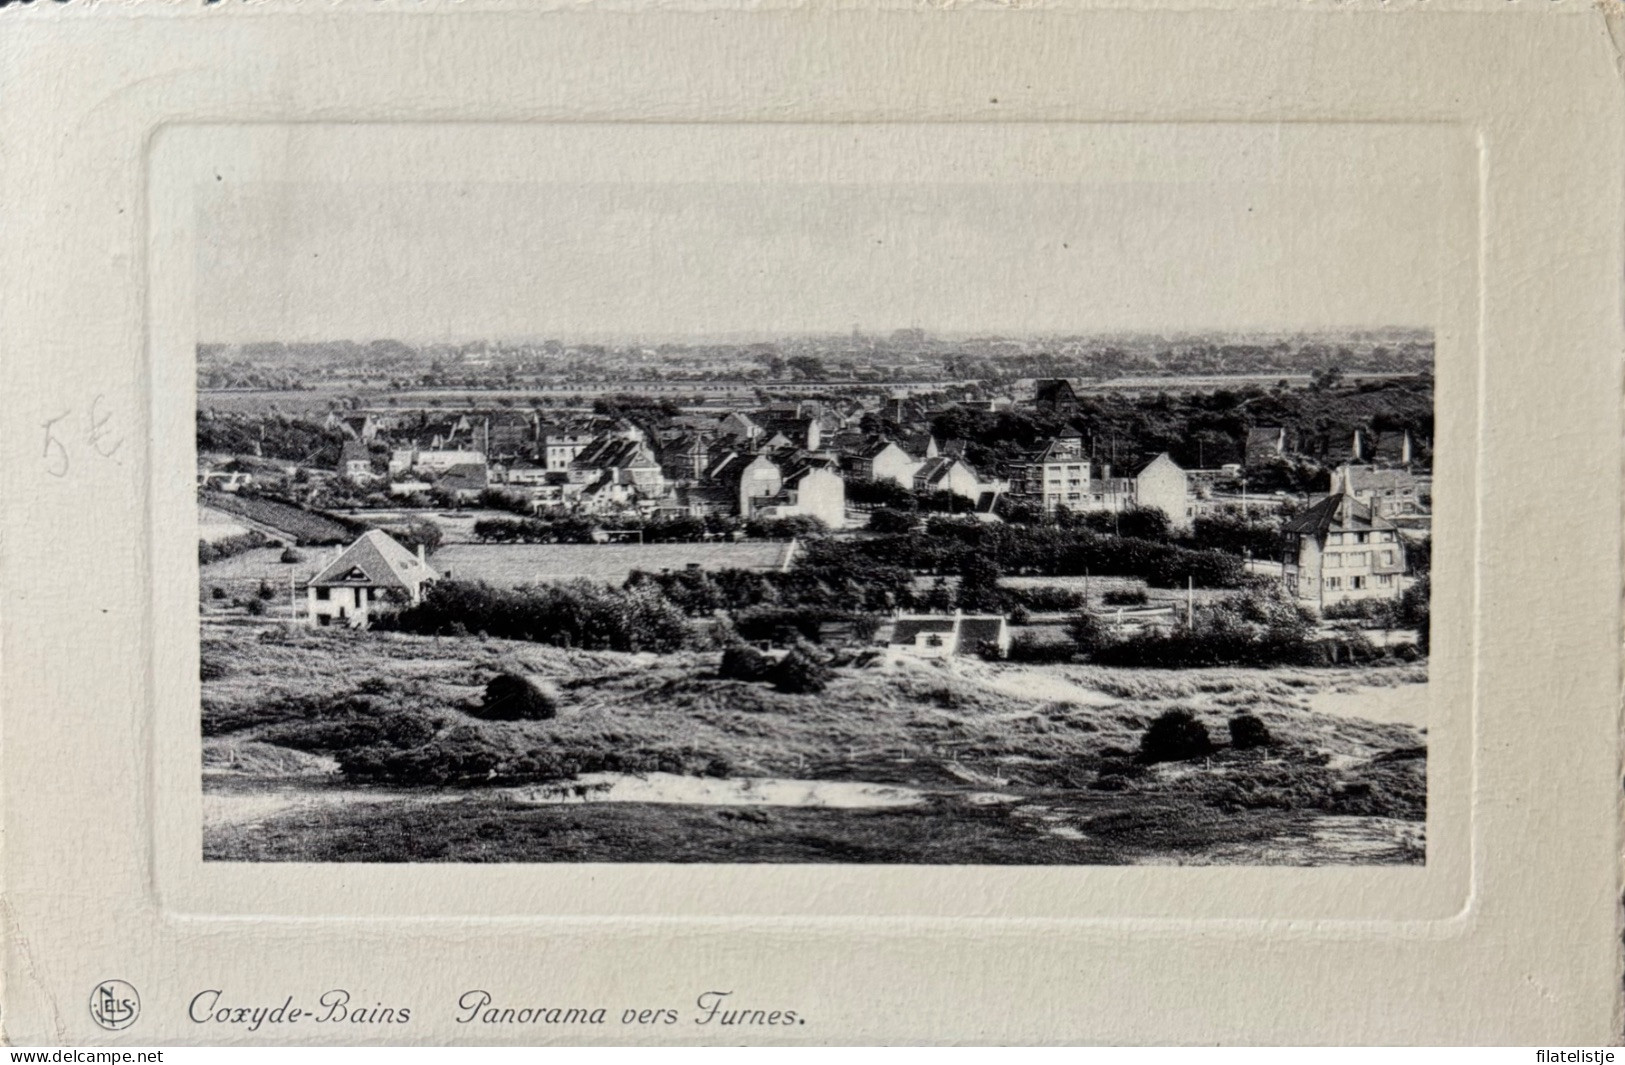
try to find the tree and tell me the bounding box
[1399,575,1431,654]
[771,648,832,694]
[956,552,1006,613]
[1067,610,1106,654]
[785,355,826,381]
[1310,366,1346,391]
[1115,506,1172,543]
[868,508,916,534]
[1228,713,1273,750]
[1138,709,1213,763]
[719,643,773,682]
[476,673,559,721]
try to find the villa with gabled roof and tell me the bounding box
[306,529,438,628]
[1281,493,1406,609]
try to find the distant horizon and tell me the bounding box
[200,324,1435,351]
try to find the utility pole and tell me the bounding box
[1186,575,1194,628]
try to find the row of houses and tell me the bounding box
[1005,429,1197,527]
[1244,424,1420,472]
[313,394,1428,551]
[323,402,1007,526]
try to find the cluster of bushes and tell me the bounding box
[1198,751,1426,819]
[1186,513,1286,560]
[975,581,1424,669]
[637,516,741,543]
[1071,506,1174,543]
[1125,708,1425,819]
[336,728,701,788]
[817,519,1248,589]
[205,584,276,615]
[1004,633,1079,664]
[1005,585,1089,612]
[626,558,916,617]
[1319,576,1430,653]
[225,685,446,754]
[1137,709,1272,764]
[377,579,690,653]
[197,413,344,467]
[198,532,270,565]
[214,675,654,788]
[846,477,919,511]
[371,519,443,558]
[473,673,559,721]
[867,508,918,534]
[1101,588,1149,607]
[472,517,597,544]
[847,479,979,517]
[730,605,851,645]
[1086,590,1321,669]
[1400,576,1430,653]
[717,644,833,694]
[476,487,538,516]
[743,516,829,540]
[1000,587,1388,670]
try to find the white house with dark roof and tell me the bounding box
[307,529,439,628]
[848,439,924,487]
[914,455,1001,503]
[749,464,846,528]
[338,439,376,483]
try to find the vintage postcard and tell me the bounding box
[3,4,1621,1046]
[191,139,1436,868]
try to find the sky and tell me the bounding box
[197,176,1445,344]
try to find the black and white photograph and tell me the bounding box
[195,162,1436,866]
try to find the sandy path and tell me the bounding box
[202,783,459,829]
[1303,681,1428,727]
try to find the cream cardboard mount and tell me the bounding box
[1,4,1622,1047]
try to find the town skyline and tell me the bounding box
[200,324,1436,349]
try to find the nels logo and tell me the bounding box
[89,980,140,1031]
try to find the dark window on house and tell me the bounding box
[315,587,330,601]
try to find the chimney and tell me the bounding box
[417,543,426,565]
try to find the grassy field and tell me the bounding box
[200,626,1427,865]
[431,542,791,586]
